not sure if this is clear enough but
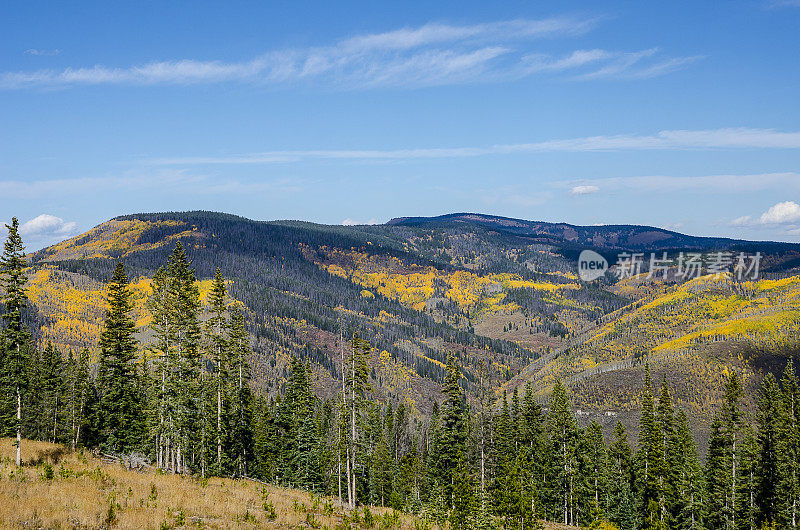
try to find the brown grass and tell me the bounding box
[0,438,426,529]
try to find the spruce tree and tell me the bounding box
[673,410,707,530]
[777,361,800,528]
[608,422,635,529]
[226,308,253,478]
[636,364,664,528]
[0,218,31,466]
[439,352,468,510]
[97,262,142,454]
[737,425,759,530]
[39,341,65,443]
[757,372,781,526]
[656,378,675,527]
[204,268,229,474]
[546,380,578,526]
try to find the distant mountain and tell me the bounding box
[389,212,800,257]
[24,210,800,445]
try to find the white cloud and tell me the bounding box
[0,171,304,199]
[569,185,600,195]
[342,218,379,226]
[730,215,752,226]
[149,129,800,166]
[759,201,800,224]
[19,214,78,239]
[24,48,61,56]
[561,172,800,194]
[0,17,697,90]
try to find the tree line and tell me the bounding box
[3,217,800,529]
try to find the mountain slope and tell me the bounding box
[24,211,800,435]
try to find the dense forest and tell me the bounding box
[4,217,800,529]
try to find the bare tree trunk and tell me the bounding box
[217,385,222,469]
[351,352,357,508]
[16,385,22,467]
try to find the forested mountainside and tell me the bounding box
[23,211,800,430]
[5,211,800,529]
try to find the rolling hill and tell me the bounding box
[21,210,800,443]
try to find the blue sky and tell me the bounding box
[2,0,800,249]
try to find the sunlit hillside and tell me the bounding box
[0,439,428,529]
[36,219,203,262]
[26,265,222,353]
[511,273,800,421]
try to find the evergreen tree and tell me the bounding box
[0,218,31,466]
[673,410,707,530]
[777,361,800,528]
[580,421,607,521]
[97,263,142,454]
[449,453,477,530]
[226,308,253,477]
[656,378,675,527]
[757,372,782,526]
[439,352,468,510]
[546,380,578,526]
[38,341,65,443]
[737,425,759,530]
[706,372,743,530]
[343,333,371,507]
[636,364,664,528]
[204,268,229,475]
[608,422,635,529]
[147,243,202,473]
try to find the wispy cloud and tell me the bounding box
[24,48,61,56]
[342,218,380,226]
[0,171,304,199]
[562,172,800,194]
[0,17,698,90]
[568,185,600,195]
[148,128,800,166]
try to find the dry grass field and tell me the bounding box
[0,439,428,529]
[0,439,581,529]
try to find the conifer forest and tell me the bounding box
[3,211,800,530]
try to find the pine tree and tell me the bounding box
[636,364,664,528]
[757,372,782,526]
[777,361,800,528]
[673,410,707,530]
[67,347,92,448]
[97,263,142,454]
[204,268,229,475]
[39,341,65,443]
[707,416,731,529]
[737,425,759,530]
[581,421,607,521]
[546,380,578,526]
[608,422,635,529]
[147,244,201,473]
[706,372,743,530]
[0,218,31,466]
[439,352,468,510]
[343,333,370,507]
[656,378,675,527]
[226,308,253,478]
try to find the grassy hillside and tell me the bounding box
[0,439,428,529]
[0,439,586,530]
